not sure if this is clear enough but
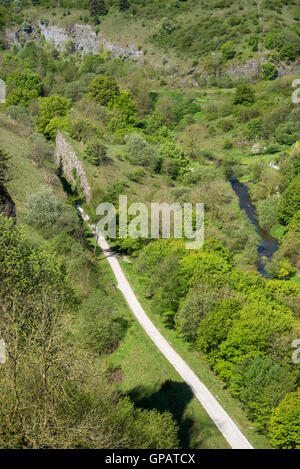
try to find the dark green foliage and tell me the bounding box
[233,84,255,106]
[89,0,108,17]
[0,147,10,186]
[221,41,236,60]
[230,356,296,431]
[262,63,278,81]
[278,175,300,224]
[119,0,130,11]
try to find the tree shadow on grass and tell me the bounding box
[128,380,199,448]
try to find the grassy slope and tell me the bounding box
[0,112,231,449]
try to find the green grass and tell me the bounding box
[118,258,271,449]
[84,227,230,449]
[0,112,65,215]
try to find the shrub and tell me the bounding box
[249,35,259,51]
[233,84,255,106]
[221,41,236,60]
[279,44,295,61]
[126,133,156,167]
[262,62,278,80]
[83,138,107,165]
[24,187,62,229]
[27,133,54,166]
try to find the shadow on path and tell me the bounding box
[128,380,198,448]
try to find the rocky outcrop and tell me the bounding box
[56,132,90,201]
[0,185,16,219]
[5,23,143,59]
[227,57,300,79]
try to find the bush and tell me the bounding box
[262,62,278,81]
[27,133,54,166]
[126,133,156,167]
[83,138,107,165]
[233,84,255,106]
[221,41,236,60]
[257,195,279,231]
[24,187,62,229]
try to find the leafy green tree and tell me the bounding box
[36,95,71,138]
[257,195,279,231]
[6,70,42,106]
[83,138,107,166]
[110,90,138,125]
[24,187,62,229]
[278,175,300,224]
[269,391,300,449]
[280,44,295,61]
[119,0,130,11]
[221,41,236,60]
[230,356,296,431]
[248,35,259,52]
[0,147,10,185]
[127,133,156,167]
[262,63,278,81]
[233,84,255,106]
[89,0,108,17]
[88,75,120,106]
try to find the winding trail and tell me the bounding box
[78,207,253,450]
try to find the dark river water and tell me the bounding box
[230,178,279,278]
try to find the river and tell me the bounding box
[230,178,279,278]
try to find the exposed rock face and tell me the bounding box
[56,131,90,201]
[5,23,143,59]
[0,185,16,219]
[227,58,300,79]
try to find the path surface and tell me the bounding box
[78,207,254,450]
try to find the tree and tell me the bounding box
[110,90,138,125]
[230,356,296,431]
[278,175,300,224]
[233,84,255,106]
[119,0,130,11]
[257,195,279,231]
[24,187,62,229]
[6,69,42,106]
[280,45,295,61]
[83,138,107,166]
[127,133,156,167]
[221,41,236,60]
[0,147,10,186]
[88,75,120,106]
[27,133,54,166]
[269,391,300,449]
[89,0,108,17]
[36,95,71,138]
[262,63,278,81]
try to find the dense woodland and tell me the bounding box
[0,0,300,449]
